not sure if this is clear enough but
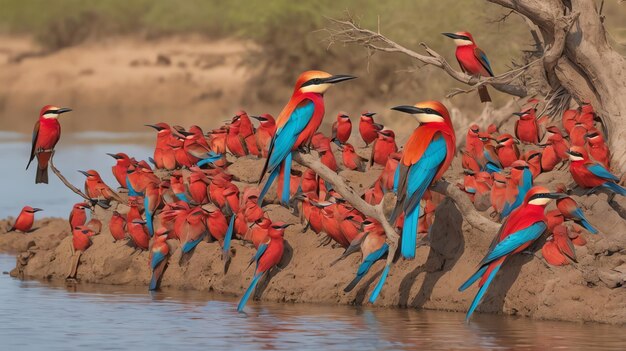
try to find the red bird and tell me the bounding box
[522,150,542,178]
[226,118,249,157]
[586,131,610,168]
[149,229,170,291]
[251,114,276,158]
[106,152,133,188]
[247,217,271,249]
[72,226,94,252]
[317,141,339,172]
[234,111,259,157]
[495,134,519,168]
[205,206,229,243]
[79,169,123,203]
[562,109,578,135]
[465,124,483,160]
[128,219,150,250]
[109,211,127,241]
[358,112,383,147]
[379,152,401,193]
[69,202,89,230]
[542,225,577,266]
[331,112,352,144]
[27,105,72,183]
[513,108,541,144]
[576,103,596,130]
[9,206,42,232]
[443,32,493,102]
[370,130,398,167]
[567,146,626,195]
[569,123,588,147]
[490,172,508,215]
[341,143,367,171]
[146,123,177,170]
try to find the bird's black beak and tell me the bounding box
[546,193,568,199]
[512,112,525,117]
[178,130,193,137]
[106,153,122,160]
[363,112,376,117]
[391,105,425,115]
[250,115,262,121]
[132,219,146,225]
[323,75,357,84]
[32,208,43,212]
[78,170,90,177]
[57,107,72,114]
[442,32,463,40]
[145,124,164,131]
[277,223,293,229]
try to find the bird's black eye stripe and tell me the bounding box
[529,193,549,201]
[44,109,59,114]
[514,166,525,170]
[570,151,583,157]
[460,36,471,41]
[500,138,510,142]
[422,108,442,116]
[301,78,323,87]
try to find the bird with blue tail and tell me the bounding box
[143,182,160,237]
[257,70,356,206]
[554,184,598,234]
[342,221,388,293]
[459,186,566,321]
[149,229,170,291]
[237,222,289,312]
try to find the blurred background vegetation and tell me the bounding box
[0,0,624,132]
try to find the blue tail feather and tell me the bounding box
[223,214,236,255]
[369,264,391,304]
[602,181,626,196]
[182,238,202,253]
[465,264,501,321]
[149,272,159,290]
[175,193,190,203]
[459,265,488,292]
[237,273,262,312]
[143,196,154,237]
[281,153,292,205]
[196,153,222,167]
[401,206,419,259]
[258,166,280,205]
[126,176,142,197]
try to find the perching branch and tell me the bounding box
[49,151,92,202]
[325,17,530,98]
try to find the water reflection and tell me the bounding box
[0,133,152,217]
[0,255,624,351]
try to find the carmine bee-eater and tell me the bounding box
[331,112,352,144]
[128,219,150,250]
[179,207,207,256]
[144,182,161,237]
[247,217,271,249]
[69,202,89,230]
[106,152,133,189]
[495,134,519,168]
[459,186,566,321]
[466,124,483,160]
[586,131,610,168]
[443,32,494,103]
[109,211,127,241]
[67,225,94,279]
[237,222,289,312]
[341,143,367,171]
[146,123,177,170]
[569,123,588,147]
[226,118,249,157]
[370,130,398,167]
[235,110,260,157]
[343,220,388,293]
[501,160,533,218]
[79,169,123,203]
[562,108,578,135]
[522,149,542,178]
[251,114,276,158]
[26,105,72,184]
[554,184,598,234]
[149,229,170,291]
[513,108,541,144]
[542,224,577,266]
[359,112,383,147]
[490,172,508,215]
[257,70,356,204]
[567,146,625,195]
[390,101,456,259]
[8,206,42,232]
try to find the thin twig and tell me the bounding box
[49,151,92,202]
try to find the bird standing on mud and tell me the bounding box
[459,186,566,321]
[27,105,72,183]
[443,32,494,102]
[257,70,356,205]
[8,206,43,232]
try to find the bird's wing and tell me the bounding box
[26,120,40,170]
[474,47,494,77]
[586,163,619,182]
[403,136,447,215]
[248,242,268,268]
[480,222,546,265]
[150,251,165,270]
[259,99,315,180]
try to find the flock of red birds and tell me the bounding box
[458,100,612,267]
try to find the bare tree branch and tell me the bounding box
[325,17,530,98]
[49,151,93,203]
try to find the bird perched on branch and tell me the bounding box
[27,105,72,184]
[257,70,356,205]
[443,32,494,103]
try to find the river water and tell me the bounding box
[1,135,626,350]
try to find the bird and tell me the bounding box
[106,153,133,189]
[343,221,388,293]
[370,130,398,167]
[465,124,483,160]
[331,112,352,145]
[146,123,177,170]
[562,108,579,135]
[542,225,577,266]
[341,143,367,171]
[234,110,260,157]
[490,172,508,215]
[359,112,383,147]
[127,219,150,250]
[149,229,170,291]
[390,101,456,259]
[443,32,493,102]
[501,160,533,218]
[67,225,95,279]
[251,114,276,158]
[8,206,43,232]
[26,105,72,183]
[257,70,356,204]
[179,207,207,256]
[144,182,161,237]
[554,184,598,234]
[494,134,519,168]
[226,114,250,157]
[513,108,541,144]
[79,170,123,203]
[522,149,542,179]
[567,146,625,196]
[69,202,89,230]
[586,131,610,169]
[108,211,127,242]
[459,186,565,321]
[237,222,289,312]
